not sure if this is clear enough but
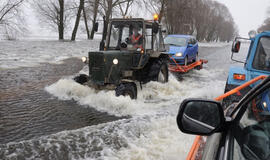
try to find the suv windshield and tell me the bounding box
[252,37,270,71]
[164,36,187,47]
[108,21,143,51]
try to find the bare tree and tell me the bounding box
[71,0,84,41]
[258,6,270,32]
[165,0,237,42]
[0,0,26,39]
[90,0,100,39]
[142,0,167,23]
[82,5,90,39]
[32,0,72,40]
[99,0,129,41]
[117,0,133,17]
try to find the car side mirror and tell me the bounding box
[177,99,225,135]
[188,43,193,48]
[232,40,241,53]
[94,22,99,32]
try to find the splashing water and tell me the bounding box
[1,67,226,160]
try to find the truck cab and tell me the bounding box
[224,31,270,107]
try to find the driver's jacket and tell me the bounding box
[131,34,143,49]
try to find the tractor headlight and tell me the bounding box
[82,56,88,63]
[248,30,257,39]
[175,53,183,57]
[113,58,118,65]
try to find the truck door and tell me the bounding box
[249,36,270,86]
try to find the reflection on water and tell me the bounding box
[0,58,122,144]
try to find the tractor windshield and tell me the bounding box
[108,21,143,51]
[253,37,270,71]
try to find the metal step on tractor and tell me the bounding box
[73,15,169,99]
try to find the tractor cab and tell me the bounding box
[75,17,169,99]
[100,18,165,69]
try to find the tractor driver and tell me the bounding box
[126,25,143,50]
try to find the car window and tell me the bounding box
[252,36,270,71]
[164,36,187,47]
[232,88,270,160]
[191,38,196,45]
[193,38,197,44]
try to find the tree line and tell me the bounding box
[258,7,270,32]
[146,0,237,42]
[0,0,238,42]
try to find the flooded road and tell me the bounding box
[0,58,122,144]
[0,42,247,160]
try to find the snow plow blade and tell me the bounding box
[169,59,208,73]
[186,75,267,160]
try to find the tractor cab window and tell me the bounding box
[145,26,152,50]
[253,37,270,71]
[153,29,164,52]
[232,88,270,160]
[108,21,143,51]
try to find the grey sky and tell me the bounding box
[216,0,269,37]
[24,0,270,38]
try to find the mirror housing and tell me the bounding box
[94,22,99,32]
[232,40,241,53]
[153,22,159,34]
[176,99,225,135]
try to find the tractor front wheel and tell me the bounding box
[115,82,137,99]
[74,74,89,84]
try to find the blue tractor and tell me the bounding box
[223,30,270,107]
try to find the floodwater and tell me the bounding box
[0,58,122,144]
[0,42,248,160]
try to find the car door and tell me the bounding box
[192,38,197,58]
[194,38,198,55]
[224,77,270,160]
[187,38,193,61]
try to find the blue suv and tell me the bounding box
[164,35,199,66]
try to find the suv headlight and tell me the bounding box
[175,53,183,57]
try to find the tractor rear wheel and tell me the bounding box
[74,74,88,84]
[115,82,137,99]
[148,59,168,83]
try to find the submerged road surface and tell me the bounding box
[0,42,247,160]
